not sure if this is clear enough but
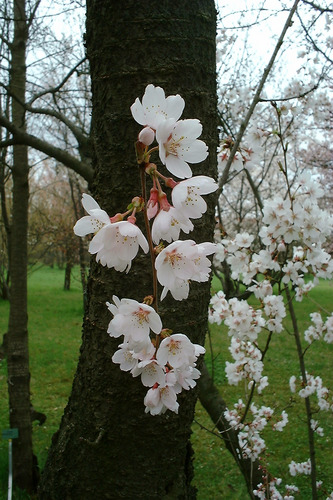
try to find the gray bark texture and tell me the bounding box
[7,0,36,492]
[39,1,218,499]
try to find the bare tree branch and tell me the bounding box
[297,9,333,64]
[301,0,333,13]
[28,57,87,105]
[0,113,93,182]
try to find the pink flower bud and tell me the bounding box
[138,126,155,146]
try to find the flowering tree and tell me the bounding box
[196,2,333,497]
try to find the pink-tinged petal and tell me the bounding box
[89,208,111,225]
[88,227,108,254]
[179,140,208,163]
[112,295,121,308]
[136,231,149,253]
[74,216,102,237]
[197,242,217,255]
[171,183,188,205]
[169,280,190,301]
[106,303,118,316]
[160,286,168,301]
[116,259,132,273]
[140,362,165,387]
[81,193,101,213]
[149,311,163,334]
[194,344,205,356]
[172,119,202,141]
[165,155,193,179]
[130,98,146,125]
[165,95,185,121]
[156,118,176,145]
[160,386,179,413]
[144,387,164,415]
[138,126,155,146]
[142,84,165,110]
[187,175,218,194]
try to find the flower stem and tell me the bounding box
[285,286,317,499]
[140,163,159,313]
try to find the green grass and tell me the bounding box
[0,268,332,499]
[0,266,83,498]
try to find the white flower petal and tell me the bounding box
[165,155,193,179]
[82,193,101,213]
[74,216,102,237]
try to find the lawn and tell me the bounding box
[0,267,332,499]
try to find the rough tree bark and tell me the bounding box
[6,0,37,492]
[38,1,217,498]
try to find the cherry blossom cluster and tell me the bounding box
[253,480,299,500]
[288,459,311,477]
[74,85,218,414]
[223,401,288,461]
[107,296,204,415]
[217,127,266,174]
[209,290,285,390]
[303,312,333,345]
[289,373,332,412]
[210,171,333,495]
[214,173,333,294]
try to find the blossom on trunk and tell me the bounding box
[171,175,218,219]
[151,206,193,244]
[144,385,180,415]
[92,221,149,272]
[155,240,216,301]
[156,119,208,179]
[73,193,111,238]
[156,333,204,369]
[130,84,184,131]
[106,296,162,343]
[74,194,149,273]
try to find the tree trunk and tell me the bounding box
[6,0,36,493]
[63,261,72,291]
[39,1,217,498]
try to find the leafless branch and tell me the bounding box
[0,113,93,182]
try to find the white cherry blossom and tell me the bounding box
[73,193,111,238]
[92,221,149,272]
[136,359,166,388]
[171,175,218,219]
[156,333,204,369]
[106,296,162,343]
[151,207,193,244]
[144,385,180,415]
[112,343,139,372]
[156,118,208,179]
[74,194,149,273]
[130,84,184,130]
[155,239,216,301]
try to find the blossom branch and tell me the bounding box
[140,162,158,311]
[285,286,318,499]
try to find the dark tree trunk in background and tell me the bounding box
[39,1,217,498]
[7,0,36,493]
[63,261,72,290]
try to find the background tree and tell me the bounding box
[28,164,88,291]
[0,0,91,492]
[6,0,43,492]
